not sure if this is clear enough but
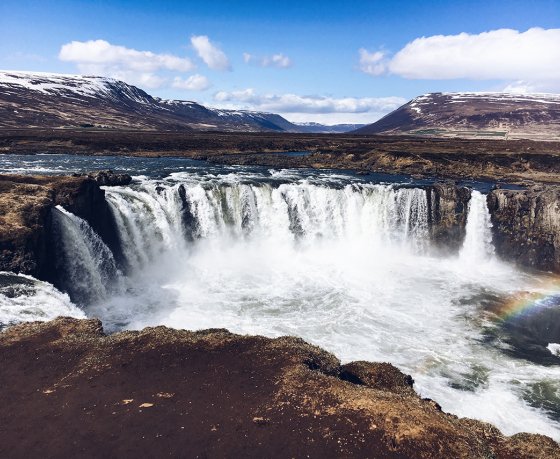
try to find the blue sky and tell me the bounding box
[1,0,559,123]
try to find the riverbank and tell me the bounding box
[2,129,560,184]
[1,317,558,458]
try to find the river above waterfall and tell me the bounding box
[0,153,559,440]
[0,153,524,192]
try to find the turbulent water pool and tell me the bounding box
[1,154,559,440]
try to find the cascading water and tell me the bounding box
[0,154,558,442]
[51,205,123,304]
[105,180,431,265]
[0,271,84,328]
[460,190,495,263]
[95,174,559,441]
[104,184,187,272]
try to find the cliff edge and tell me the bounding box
[1,317,558,458]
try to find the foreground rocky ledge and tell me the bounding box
[1,318,557,458]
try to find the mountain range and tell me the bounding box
[355,92,560,140]
[0,71,364,133]
[2,71,560,140]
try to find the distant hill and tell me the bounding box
[0,71,358,133]
[353,92,560,140]
[293,122,366,134]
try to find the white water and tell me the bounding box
[6,170,560,440]
[460,190,495,263]
[548,343,560,357]
[107,179,430,260]
[0,271,84,327]
[52,206,124,303]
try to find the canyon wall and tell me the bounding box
[426,183,471,252]
[488,186,560,272]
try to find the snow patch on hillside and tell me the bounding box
[0,70,151,104]
[423,92,560,105]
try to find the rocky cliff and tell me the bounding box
[427,183,472,252]
[1,317,557,458]
[0,175,54,274]
[488,186,560,272]
[0,172,127,280]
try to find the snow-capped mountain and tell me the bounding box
[0,71,359,133]
[354,92,560,140]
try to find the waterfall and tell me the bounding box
[54,176,499,304]
[460,190,495,263]
[104,184,187,272]
[103,181,431,273]
[51,205,123,303]
[5,157,560,443]
[0,271,85,328]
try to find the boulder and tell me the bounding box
[339,361,415,395]
[87,170,132,186]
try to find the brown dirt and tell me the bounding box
[1,317,558,458]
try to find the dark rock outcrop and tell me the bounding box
[488,186,560,272]
[0,176,54,274]
[85,170,132,187]
[427,183,472,251]
[0,317,558,458]
[339,361,415,395]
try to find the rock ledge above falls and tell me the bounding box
[0,317,558,458]
[0,172,128,277]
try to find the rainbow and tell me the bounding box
[492,276,560,322]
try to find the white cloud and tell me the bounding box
[214,89,404,114]
[268,54,291,68]
[172,74,210,91]
[284,112,382,125]
[191,35,231,71]
[502,80,540,94]
[358,49,386,76]
[59,39,195,88]
[212,89,405,123]
[360,28,560,90]
[59,40,194,72]
[127,72,167,89]
[243,52,292,68]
